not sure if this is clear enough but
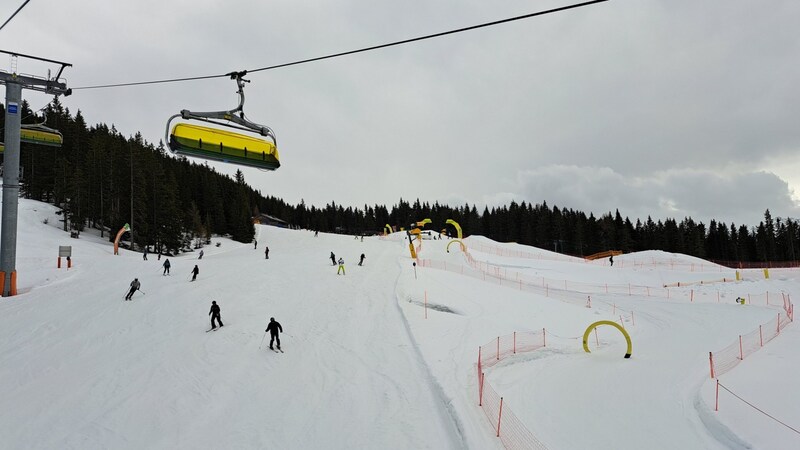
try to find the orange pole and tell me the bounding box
[496,397,504,437]
[709,352,715,379]
[739,335,743,360]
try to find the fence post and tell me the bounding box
[424,290,427,319]
[709,352,715,378]
[620,315,625,329]
[497,397,504,437]
[759,325,763,347]
[777,313,780,334]
[691,289,694,302]
[715,379,719,411]
[479,372,485,406]
[595,328,599,346]
[632,310,635,326]
[766,291,769,305]
[543,328,546,347]
[513,332,516,354]
[496,336,500,361]
[739,335,743,360]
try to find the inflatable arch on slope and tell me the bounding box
[582,320,632,359]
[113,223,131,255]
[384,224,393,235]
[445,219,463,239]
[446,239,466,253]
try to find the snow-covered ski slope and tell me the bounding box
[0,198,798,449]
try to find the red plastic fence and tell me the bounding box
[419,256,788,310]
[477,331,549,450]
[709,296,794,379]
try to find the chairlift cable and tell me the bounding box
[247,0,609,74]
[0,0,31,33]
[72,0,609,91]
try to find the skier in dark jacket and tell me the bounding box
[359,253,365,266]
[125,278,141,301]
[265,317,283,350]
[209,301,223,329]
[609,255,614,267]
[191,265,199,281]
[198,250,204,260]
[163,258,171,275]
[265,246,270,259]
[330,252,336,266]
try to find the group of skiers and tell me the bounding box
[126,240,290,349]
[329,251,366,275]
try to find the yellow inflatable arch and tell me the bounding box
[445,219,463,239]
[384,224,392,235]
[582,320,632,359]
[446,239,466,253]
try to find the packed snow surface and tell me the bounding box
[1,198,798,449]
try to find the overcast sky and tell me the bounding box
[4,0,799,228]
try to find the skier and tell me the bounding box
[254,240,257,249]
[125,278,141,301]
[359,253,365,266]
[142,248,148,261]
[265,317,283,350]
[162,258,171,275]
[609,255,614,267]
[191,265,199,281]
[337,257,345,275]
[209,301,223,329]
[314,230,319,237]
[264,246,270,259]
[199,250,204,260]
[330,251,336,266]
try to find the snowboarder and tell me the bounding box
[337,257,345,275]
[125,278,141,301]
[162,258,171,275]
[142,248,148,261]
[264,246,270,259]
[198,250,204,260]
[191,265,199,281]
[330,252,336,266]
[609,255,614,267]
[209,301,223,329]
[265,317,283,350]
[359,253,365,266]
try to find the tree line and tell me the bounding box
[2,101,798,263]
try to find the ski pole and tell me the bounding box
[138,290,146,295]
[259,332,267,349]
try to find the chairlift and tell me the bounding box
[1,109,63,152]
[165,71,280,170]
